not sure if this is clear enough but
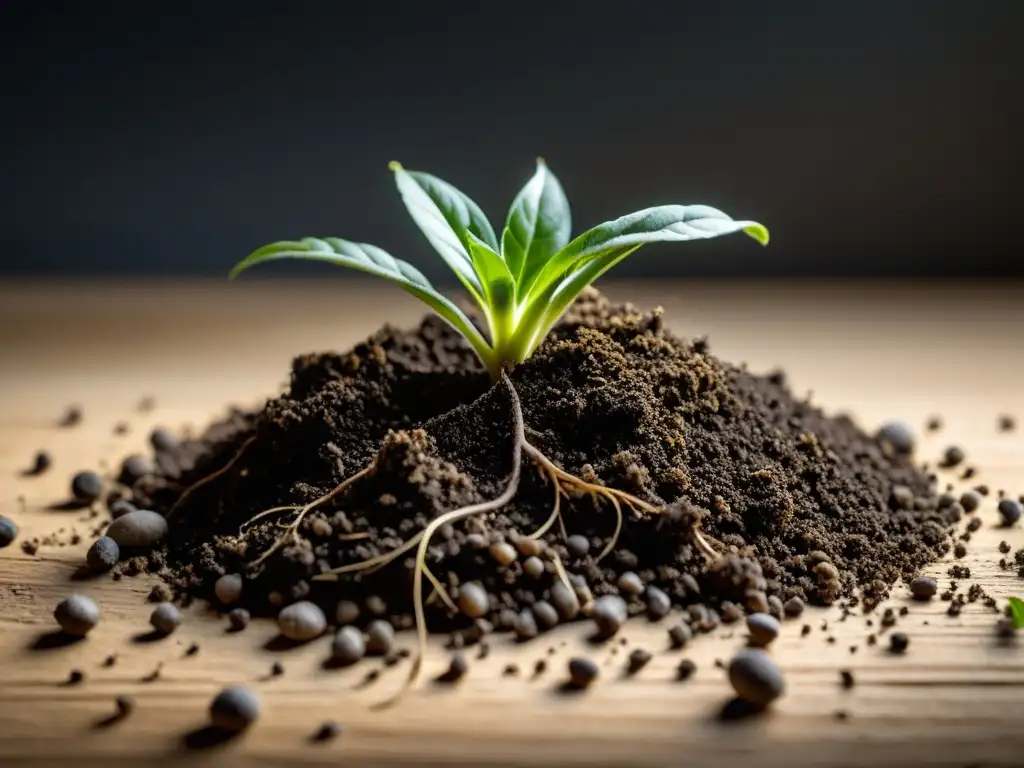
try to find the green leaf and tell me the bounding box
[229,237,493,361]
[466,232,515,330]
[501,158,571,296]
[528,204,769,302]
[1010,597,1024,630]
[390,162,498,302]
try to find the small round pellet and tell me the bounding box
[909,575,937,600]
[668,621,693,648]
[645,586,671,619]
[277,601,327,642]
[150,603,181,634]
[592,595,628,639]
[728,649,785,707]
[532,600,559,630]
[149,427,178,453]
[109,499,136,519]
[783,596,805,618]
[550,582,580,620]
[0,516,19,548]
[457,582,490,619]
[959,490,981,513]
[514,609,538,640]
[516,537,545,557]
[489,542,517,566]
[86,536,119,572]
[331,626,366,665]
[365,619,395,655]
[119,455,155,483]
[566,534,590,558]
[335,600,360,625]
[209,685,260,732]
[889,632,909,654]
[54,594,100,636]
[997,499,1022,527]
[617,571,644,596]
[875,421,914,454]
[746,613,780,648]
[227,608,250,631]
[568,657,599,687]
[523,556,545,579]
[214,574,243,606]
[71,471,103,503]
[443,651,469,682]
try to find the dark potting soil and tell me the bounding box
[121,289,953,632]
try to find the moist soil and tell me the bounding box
[121,288,953,633]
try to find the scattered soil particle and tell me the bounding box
[70,471,103,503]
[909,576,937,600]
[331,626,366,665]
[997,415,1016,432]
[668,622,693,648]
[150,603,181,635]
[801,624,812,637]
[149,584,172,603]
[270,661,284,677]
[626,648,653,674]
[953,543,967,559]
[58,405,83,428]
[210,685,260,732]
[867,633,877,646]
[960,491,981,513]
[185,642,200,656]
[438,651,469,683]
[840,669,855,689]
[999,541,1011,554]
[121,291,952,639]
[875,422,914,454]
[103,654,118,667]
[567,657,599,688]
[889,632,909,654]
[365,620,395,655]
[0,517,18,548]
[115,694,136,717]
[783,596,805,618]
[966,517,982,532]
[66,669,85,685]
[925,416,943,432]
[28,450,53,476]
[313,721,343,742]
[214,574,243,606]
[502,663,519,677]
[940,446,965,468]
[532,658,548,677]
[676,658,697,681]
[109,500,136,520]
[997,500,1022,527]
[834,710,850,721]
[150,427,178,453]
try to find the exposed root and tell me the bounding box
[166,436,256,519]
[239,505,300,534]
[248,464,375,569]
[524,463,566,541]
[372,372,525,711]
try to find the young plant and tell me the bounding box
[1010,596,1024,630]
[230,159,768,381]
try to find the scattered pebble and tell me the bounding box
[365,595,387,616]
[150,603,181,634]
[840,669,855,689]
[783,596,805,618]
[668,622,693,648]
[86,536,119,572]
[728,649,786,707]
[109,499,136,519]
[592,595,628,639]
[277,601,327,641]
[209,685,260,732]
[0,516,18,548]
[876,421,914,454]
[617,571,644,596]
[925,415,943,432]
[54,594,100,636]
[70,471,103,503]
[999,541,1011,554]
[115,694,136,717]
[626,648,652,674]
[532,600,559,630]
[214,573,243,606]
[909,575,938,601]
[149,427,178,453]
[953,543,967,559]
[502,663,519,677]
[185,642,200,656]
[313,721,343,742]
[335,600,360,625]
[331,626,366,665]
[270,661,284,677]
[488,541,517,566]
[960,490,981,513]
[997,499,1022,527]
[457,582,490,618]
[149,583,172,603]
[365,619,395,655]
[106,509,168,548]
[67,668,85,685]
[889,632,909,654]
[515,537,544,557]
[995,618,1016,640]
[566,534,590,557]
[746,613,781,648]
[997,414,1016,432]
[940,445,965,468]
[550,582,580,621]
[645,586,671,619]
[29,450,52,475]
[58,405,83,428]
[567,657,599,688]
[119,455,155,484]
[440,651,469,682]
[523,556,545,579]
[514,609,538,640]
[676,658,697,681]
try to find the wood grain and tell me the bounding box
[1,279,1023,768]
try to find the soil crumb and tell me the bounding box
[124,289,952,632]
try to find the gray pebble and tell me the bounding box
[514,609,538,640]
[531,600,559,630]
[71,471,103,503]
[550,582,580,621]
[106,509,168,548]
[214,574,243,606]
[617,571,644,596]
[457,582,490,618]
[365,619,395,655]
[109,499,136,519]
[489,541,517,566]
[150,602,181,634]
[331,626,366,665]
[442,651,469,682]
[876,421,915,454]
[997,499,1022,526]
[364,595,387,616]
[566,534,590,558]
[209,685,260,732]
[523,556,545,579]
[783,596,805,618]
[645,586,671,619]
[592,595,628,639]
[668,621,693,648]
[227,608,250,631]
[277,601,327,641]
[728,649,786,707]
[959,490,981,513]
[54,594,101,636]
[909,575,938,600]
[119,455,155,483]
[0,516,19,548]
[149,427,178,453]
[86,536,119,572]
[766,595,784,619]
[335,600,360,625]
[568,657,599,687]
[746,612,781,648]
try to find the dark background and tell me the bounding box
[2,1,1020,281]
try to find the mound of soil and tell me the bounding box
[122,288,953,633]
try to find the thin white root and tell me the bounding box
[249,464,374,568]
[372,372,525,711]
[239,505,300,534]
[314,531,425,580]
[167,436,257,520]
[525,465,565,541]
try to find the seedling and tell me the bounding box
[230,159,768,381]
[1010,597,1024,630]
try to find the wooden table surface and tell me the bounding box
[1,279,1023,768]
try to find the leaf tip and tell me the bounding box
[745,223,770,246]
[535,156,547,167]
[388,160,404,172]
